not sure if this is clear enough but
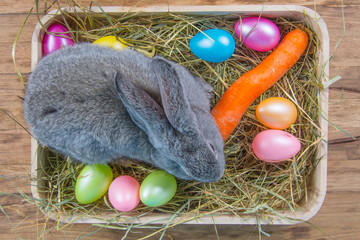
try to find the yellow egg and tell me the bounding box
[93,36,128,50]
[256,97,298,130]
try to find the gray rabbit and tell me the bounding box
[24,43,225,182]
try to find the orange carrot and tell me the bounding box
[211,29,309,141]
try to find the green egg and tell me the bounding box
[75,164,113,204]
[140,170,177,207]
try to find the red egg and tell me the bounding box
[42,23,74,57]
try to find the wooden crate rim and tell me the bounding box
[30,4,329,225]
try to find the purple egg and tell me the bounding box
[42,23,74,56]
[234,17,280,52]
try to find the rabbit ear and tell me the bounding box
[114,72,173,138]
[151,58,197,133]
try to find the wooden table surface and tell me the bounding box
[1,0,359,239]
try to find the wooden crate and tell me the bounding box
[30,5,329,225]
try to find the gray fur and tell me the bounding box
[24,43,225,182]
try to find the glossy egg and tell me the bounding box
[252,130,301,162]
[189,29,235,63]
[140,170,177,207]
[256,97,298,129]
[234,17,280,52]
[92,36,128,51]
[75,164,113,204]
[108,176,140,212]
[42,23,74,57]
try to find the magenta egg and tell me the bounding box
[234,17,280,52]
[252,130,301,162]
[108,176,140,212]
[42,23,74,57]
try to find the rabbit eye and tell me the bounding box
[208,143,215,152]
[42,107,58,116]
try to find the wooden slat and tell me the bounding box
[1,190,359,239]
[0,14,35,75]
[1,0,357,14]
[328,89,360,141]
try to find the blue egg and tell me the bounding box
[189,29,235,63]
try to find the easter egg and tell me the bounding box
[189,29,235,63]
[92,36,128,51]
[108,176,140,212]
[42,23,74,56]
[252,130,301,162]
[140,170,177,207]
[234,17,280,52]
[75,164,113,204]
[256,97,298,130]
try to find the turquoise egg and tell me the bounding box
[189,29,235,63]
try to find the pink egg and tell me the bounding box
[252,130,301,162]
[108,176,140,212]
[234,17,280,52]
[42,23,74,57]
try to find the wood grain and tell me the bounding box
[1,0,359,239]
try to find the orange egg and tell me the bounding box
[256,97,297,130]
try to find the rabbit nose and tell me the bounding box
[204,154,225,182]
[190,158,224,182]
[205,166,225,182]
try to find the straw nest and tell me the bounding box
[31,1,325,234]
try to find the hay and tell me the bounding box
[31,0,324,236]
